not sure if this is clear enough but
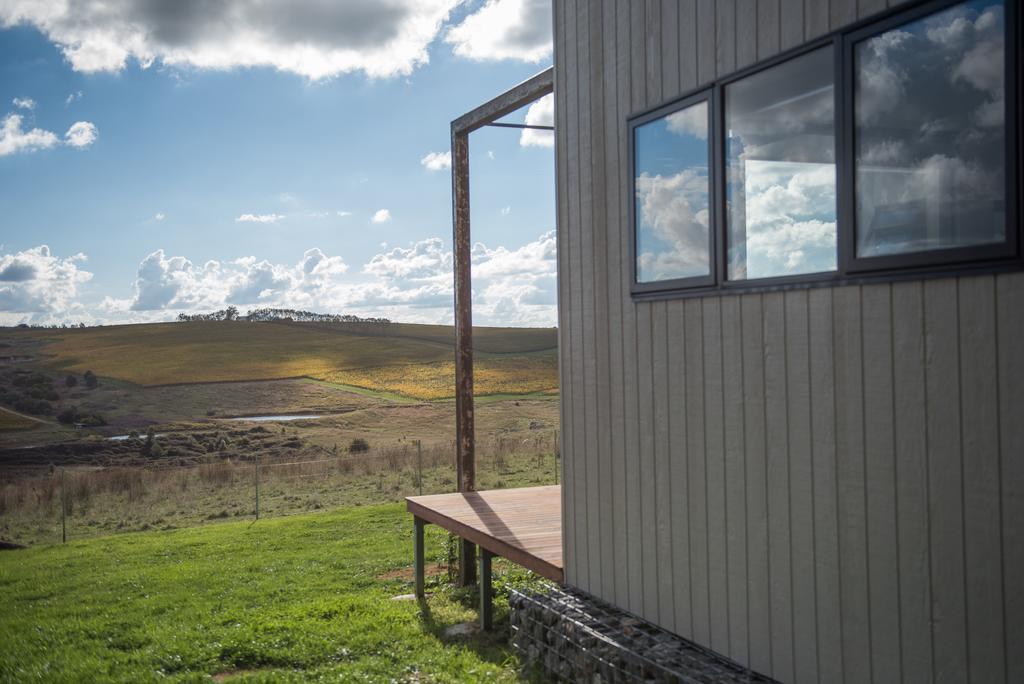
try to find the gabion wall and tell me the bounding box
[509,587,778,683]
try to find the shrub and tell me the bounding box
[65,375,78,388]
[349,438,370,454]
[84,370,98,389]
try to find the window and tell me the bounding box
[725,46,837,280]
[628,0,1018,297]
[632,94,713,288]
[852,0,1007,262]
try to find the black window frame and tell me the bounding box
[627,0,1021,299]
[628,88,718,294]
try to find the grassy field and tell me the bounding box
[24,321,558,390]
[0,503,548,682]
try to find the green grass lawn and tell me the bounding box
[0,504,546,682]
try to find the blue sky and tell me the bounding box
[0,0,556,327]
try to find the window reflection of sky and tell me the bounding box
[634,101,710,283]
[855,0,1005,257]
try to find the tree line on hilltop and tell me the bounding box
[176,307,391,324]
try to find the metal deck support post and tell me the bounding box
[479,548,493,631]
[414,516,426,599]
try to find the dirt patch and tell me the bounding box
[377,562,448,581]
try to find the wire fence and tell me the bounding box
[0,430,560,547]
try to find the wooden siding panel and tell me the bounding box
[785,290,818,684]
[679,0,698,90]
[653,301,674,631]
[959,276,1006,684]
[735,0,758,69]
[892,281,934,684]
[780,0,804,49]
[661,0,680,98]
[697,0,716,85]
[716,0,736,78]
[809,288,843,684]
[924,278,968,684]
[859,0,888,20]
[686,298,711,645]
[668,299,693,637]
[757,0,780,61]
[576,0,601,595]
[834,285,871,684]
[625,0,645,616]
[742,294,772,674]
[703,298,729,654]
[588,0,614,604]
[606,0,629,609]
[861,283,902,683]
[805,0,830,40]
[637,302,659,622]
[721,296,748,665]
[764,292,794,682]
[831,0,857,30]
[998,272,1024,683]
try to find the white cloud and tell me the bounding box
[0,246,92,321]
[446,0,552,63]
[2,233,557,326]
[372,209,391,224]
[0,113,59,156]
[420,150,451,171]
[0,0,459,80]
[65,90,83,106]
[154,212,166,221]
[666,104,707,140]
[12,97,34,110]
[501,206,511,215]
[236,213,285,224]
[358,231,557,325]
[337,210,353,218]
[635,170,710,281]
[733,160,837,279]
[129,247,349,311]
[64,120,97,148]
[520,93,553,148]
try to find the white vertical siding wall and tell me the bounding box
[553,1,1023,682]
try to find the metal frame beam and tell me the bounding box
[450,67,553,587]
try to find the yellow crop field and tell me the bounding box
[313,353,559,401]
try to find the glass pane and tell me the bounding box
[726,47,837,280]
[634,100,711,283]
[855,0,1006,258]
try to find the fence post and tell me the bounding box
[417,440,423,496]
[60,468,66,544]
[554,429,559,485]
[254,457,260,520]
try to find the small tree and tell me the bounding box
[349,438,370,454]
[83,370,98,389]
[65,375,78,389]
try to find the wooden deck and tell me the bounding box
[406,485,563,582]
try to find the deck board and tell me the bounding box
[406,486,563,582]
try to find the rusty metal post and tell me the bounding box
[451,127,477,586]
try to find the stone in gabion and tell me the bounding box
[510,586,779,684]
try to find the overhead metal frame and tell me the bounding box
[450,67,554,586]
